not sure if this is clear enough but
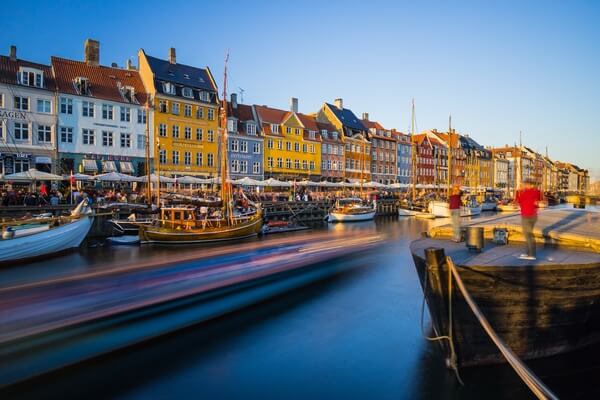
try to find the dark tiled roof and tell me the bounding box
[325,103,366,132]
[146,54,216,91]
[51,57,148,104]
[227,102,258,136]
[0,55,56,90]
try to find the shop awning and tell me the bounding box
[82,159,98,172]
[119,161,134,174]
[102,161,117,173]
[35,156,52,164]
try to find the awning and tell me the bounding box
[102,161,117,172]
[82,159,98,172]
[119,161,134,174]
[35,156,52,164]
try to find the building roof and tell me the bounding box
[227,102,254,122]
[0,55,56,90]
[51,56,148,104]
[254,105,288,126]
[145,54,216,92]
[324,103,366,132]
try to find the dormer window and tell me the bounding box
[182,87,193,98]
[163,82,176,95]
[200,91,210,102]
[227,118,237,132]
[247,123,256,136]
[332,132,339,140]
[74,77,91,95]
[120,84,137,103]
[309,131,316,140]
[321,130,328,139]
[19,68,43,88]
[183,74,190,79]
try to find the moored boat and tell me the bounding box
[497,203,520,212]
[428,199,482,218]
[328,198,376,222]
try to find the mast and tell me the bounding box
[447,115,452,198]
[144,101,152,206]
[220,51,233,222]
[360,135,364,198]
[156,138,161,207]
[410,99,417,203]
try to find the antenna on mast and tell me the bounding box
[238,87,245,104]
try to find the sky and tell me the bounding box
[1,0,599,179]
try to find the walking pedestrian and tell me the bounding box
[449,185,462,242]
[516,180,541,260]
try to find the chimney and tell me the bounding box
[111,62,118,68]
[290,97,298,113]
[230,93,238,109]
[169,47,176,64]
[126,59,133,70]
[9,45,16,61]
[84,39,100,66]
[334,98,343,110]
[362,112,369,121]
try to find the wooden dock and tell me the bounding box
[429,208,600,252]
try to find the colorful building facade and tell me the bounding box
[53,40,151,175]
[395,130,412,185]
[138,48,219,177]
[226,93,263,180]
[362,114,396,184]
[318,121,344,182]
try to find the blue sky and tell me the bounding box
[2,0,599,179]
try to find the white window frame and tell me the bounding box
[82,101,95,117]
[102,104,114,120]
[37,125,52,143]
[37,99,51,113]
[120,132,131,148]
[83,128,95,145]
[102,131,114,147]
[60,126,73,143]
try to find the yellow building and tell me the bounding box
[255,100,321,180]
[138,48,219,177]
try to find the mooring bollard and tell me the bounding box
[425,247,446,269]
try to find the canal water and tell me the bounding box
[2,214,599,399]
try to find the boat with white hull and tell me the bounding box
[328,198,376,222]
[428,200,482,218]
[0,214,93,263]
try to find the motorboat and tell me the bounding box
[328,198,376,222]
[428,198,482,218]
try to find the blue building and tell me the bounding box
[226,94,263,180]
[396,130,412,184]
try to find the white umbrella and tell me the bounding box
[176,176,205,184]
[138,173,176,183]
[262,178,291,187]
[95,172,139,182]
[233,177,261,186]
[62,173,95,181]
[4,168,64,181]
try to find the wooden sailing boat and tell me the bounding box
[138,53,263,243]
[328,131,376,222]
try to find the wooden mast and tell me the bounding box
[220,51,233,223]
[447,115,452,198]
[156,137,161,207]
[410,99,417,203]
[144,101,152,206]
[360,135,364,198]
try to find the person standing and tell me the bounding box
[516,180,541,260]
[449,186,462,242]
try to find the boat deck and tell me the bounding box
[429,208,600,252]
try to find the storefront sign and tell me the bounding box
[0,109,27,120]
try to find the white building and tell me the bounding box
[0,46,57,174]
[52,40,152,175]
[493,157,509,190]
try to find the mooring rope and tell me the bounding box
[446,256,559,400]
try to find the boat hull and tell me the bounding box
[497,204,520,212]
[428,201,482,217]
[481,201,497,211]
[0,216,93,263]
[411,239,600,367]
[138,215,263,244]
[398,208,418,217]
[328,209,376,222]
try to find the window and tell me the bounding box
[60,127,73,143]
[240,161,248,173]
[159,124,167,137]
[302,160,307,170]
[302,143,307,153]
[253,162,260,174]
[285,127,291,134]
[102,131,114,147]
[120,107,131,122]
[207,130,214,142]
[196,107,204,119]
[120,132,131,148]
[231,139,239,152]
[285,159,291,169]
[231,159,239,173]
[277,158,283,168]
[137,134,145,150]
[277,140,282,150]
[159,149,167,164]
[271,124,279,134]
[60,97,73,114]
[294,142,299,152]
[172,151,180,165]
[163,82,175,95]
[184,126,191,139]
[207,108,214,120]
[83,128,95,145]
[159,100,167,113]
[200,91,210,102]
[247,123,256,135]
[184,151,191,166]
[240,141,248,153]
[310,144,315,153]
[294,160,300,169]
[172,102,180,115]
[0,93,3,108]
[295,128,300,135]
[82,101,94,117]
[196,152,202,166]
[267,157,274,168]
[227,119,237,132]
[37,99,51,113]
[309,131,316,140]
[102,104,113,120]
[14,122,29,140]
[327,160,332,171]
[19,69,43,87]
[196,128,203,141]
[172,125,179,138]
[37,125,51,142]
[253,142,260,154]
[207,153,214,167]
[184,104,192,117]
[286,141,291,151]
[137,108,147,124]
[14,159,29,173]
[267,139,273,149]
[182,88,193,98]
[14,96,29,111]
[322,160,327,170]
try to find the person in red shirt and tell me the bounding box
[449,185,462,242]
[516,180,542,260]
